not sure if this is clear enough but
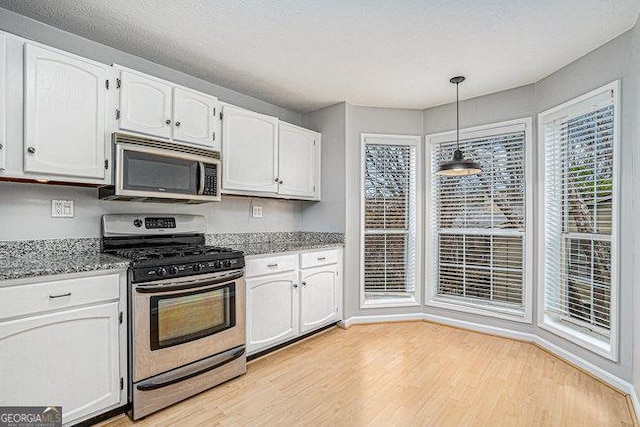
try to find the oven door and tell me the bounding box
[133,271,245,381]
[115,143,220,202]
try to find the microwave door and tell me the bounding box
[119,146,200,197]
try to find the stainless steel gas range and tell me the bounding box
[101,214,246,420]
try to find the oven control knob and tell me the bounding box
[169,266,178,275]
[133,219,143,227]
[157,267,167,277]
[214,260,222,269]
[193,263,204,272]
[223,260,231,268]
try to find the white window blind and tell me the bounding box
[431,125,527,315]
[542,85,617,346]
[362,137,417,302]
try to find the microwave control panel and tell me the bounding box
[203,164,218,196]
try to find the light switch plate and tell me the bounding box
[51,200,74,218]
[252,206,263,218]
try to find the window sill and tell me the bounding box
[426,297,530,324]
[361,297,420,309]
[538,315,616,361]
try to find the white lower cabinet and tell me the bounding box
[300,264,339,334]
[245,249,342,355]
[0,270,127,426]
[246,271,298,354]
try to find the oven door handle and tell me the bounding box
[136,346,245,391]
[135,271,244,293]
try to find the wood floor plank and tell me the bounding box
[96,322,633,426]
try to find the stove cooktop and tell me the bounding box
[113,245,239,263]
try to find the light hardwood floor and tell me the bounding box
[98,322,634,426]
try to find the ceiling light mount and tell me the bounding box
[436,75,482,176]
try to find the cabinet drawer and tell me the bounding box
[0,273,120,320]
[245,254,297,277]
[300,250,339,269]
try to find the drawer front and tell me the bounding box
[300,249,339,269]
[0,273,120,320]
[245,254,297,277]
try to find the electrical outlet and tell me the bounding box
[51,200,74,218]
[252,206,263,218]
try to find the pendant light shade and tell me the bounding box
[435,76,482,176]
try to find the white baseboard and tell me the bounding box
[341,312,638,420]
[339,313,423,329]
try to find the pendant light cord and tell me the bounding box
[456,81,460,151]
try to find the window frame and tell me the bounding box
[360,133,422,309]
[537,81,620,361]
[425,117,534,323]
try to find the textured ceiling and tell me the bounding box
[1,0,638,112]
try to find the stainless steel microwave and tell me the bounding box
[99,133,221,203]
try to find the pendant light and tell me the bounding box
[435,76,482,176]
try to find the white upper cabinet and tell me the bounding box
[115,67,220,151]
[222,104,279,193]
[278,122,319,198]
[0,32,5,171]
[23,43,108,180]
[119,70,172,140]
[172,87,220,149]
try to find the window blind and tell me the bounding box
[431,129,526,312]
[363,141,416,300]
[543,90,615,337]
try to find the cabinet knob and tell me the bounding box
[0,143,3,149]
[27,147,36,154]
[279,180,284,185]
[175,121,181,127]
[293,284,298,288]
[165,119,171,125]
[302,281,307,286]
[274,177,279,182]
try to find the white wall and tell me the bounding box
[631,19,640,400]
[0,8,305,241]
[301,102,346,232]
[0,183,302,240]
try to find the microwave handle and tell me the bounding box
[197,161,205,195]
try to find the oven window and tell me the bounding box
[150,283,236,350]
[123,150,198,195]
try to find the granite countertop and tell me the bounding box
[0,252,130,282]
[230,241,344,257]
[0,232,344,282]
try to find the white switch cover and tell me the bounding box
[252,206,263,218]
[51,200,74,218]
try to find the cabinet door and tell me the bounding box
[23,44,107,179]
[172,87,219,149]
[222,105,278,193]
[0,302,120,425]
[300,265,339,333]
[278,123,319,198]
[0,32,5,171]
[246,271,298,354]
[119,70,172,139]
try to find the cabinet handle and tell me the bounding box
[49,292,71,299]
[0,143,3,149]
[279,180,283,185]
[274,177,279,183]
[212,131,216,141]
[175,121,181,127]
[293,283,298,288]
[27,147,36,154]
[165,119,171,125]
[302,281,307,286]
[317,256,326,261]
[267,263,278,268]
